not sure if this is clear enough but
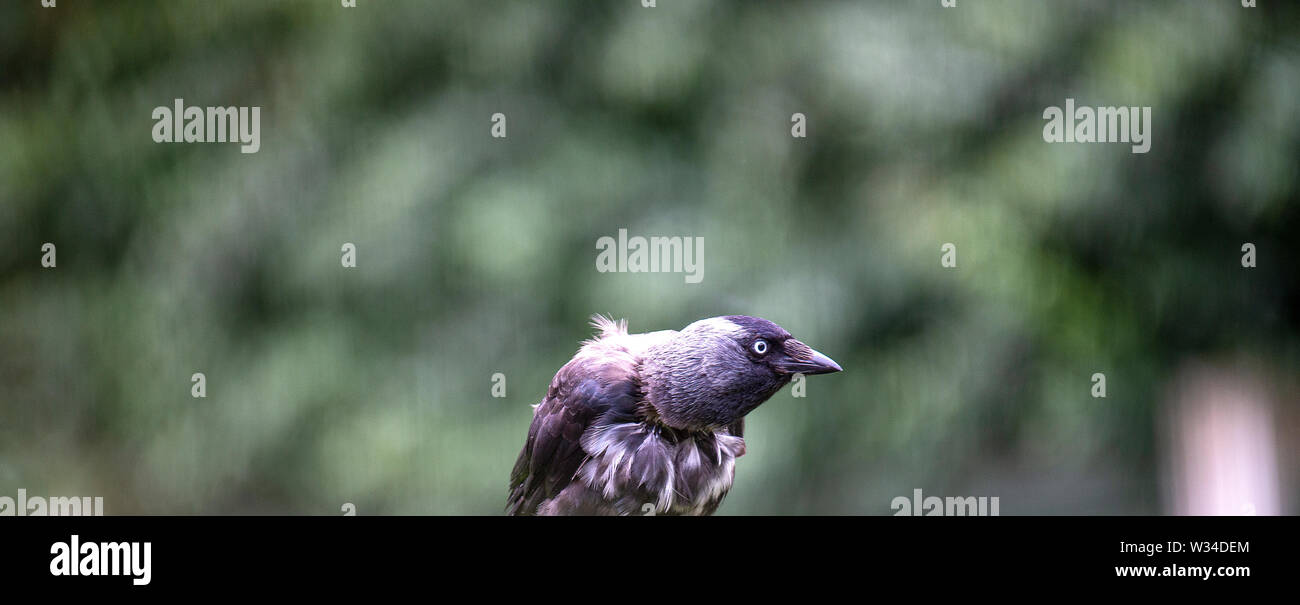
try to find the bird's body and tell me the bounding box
[508,315,841,516]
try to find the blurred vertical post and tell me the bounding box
[1162,363,1286,516]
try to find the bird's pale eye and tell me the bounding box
[752,339,769,355]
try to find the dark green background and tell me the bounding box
[1,1,1296,514]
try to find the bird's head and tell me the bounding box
[640,315,842,431]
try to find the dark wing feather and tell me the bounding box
[728,418,744,440]
[507,355,640,515]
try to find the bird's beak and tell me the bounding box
[775,347,843,375]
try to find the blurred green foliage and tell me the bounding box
[1,1,1296,514]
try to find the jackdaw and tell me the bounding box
[507,315,842,515]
